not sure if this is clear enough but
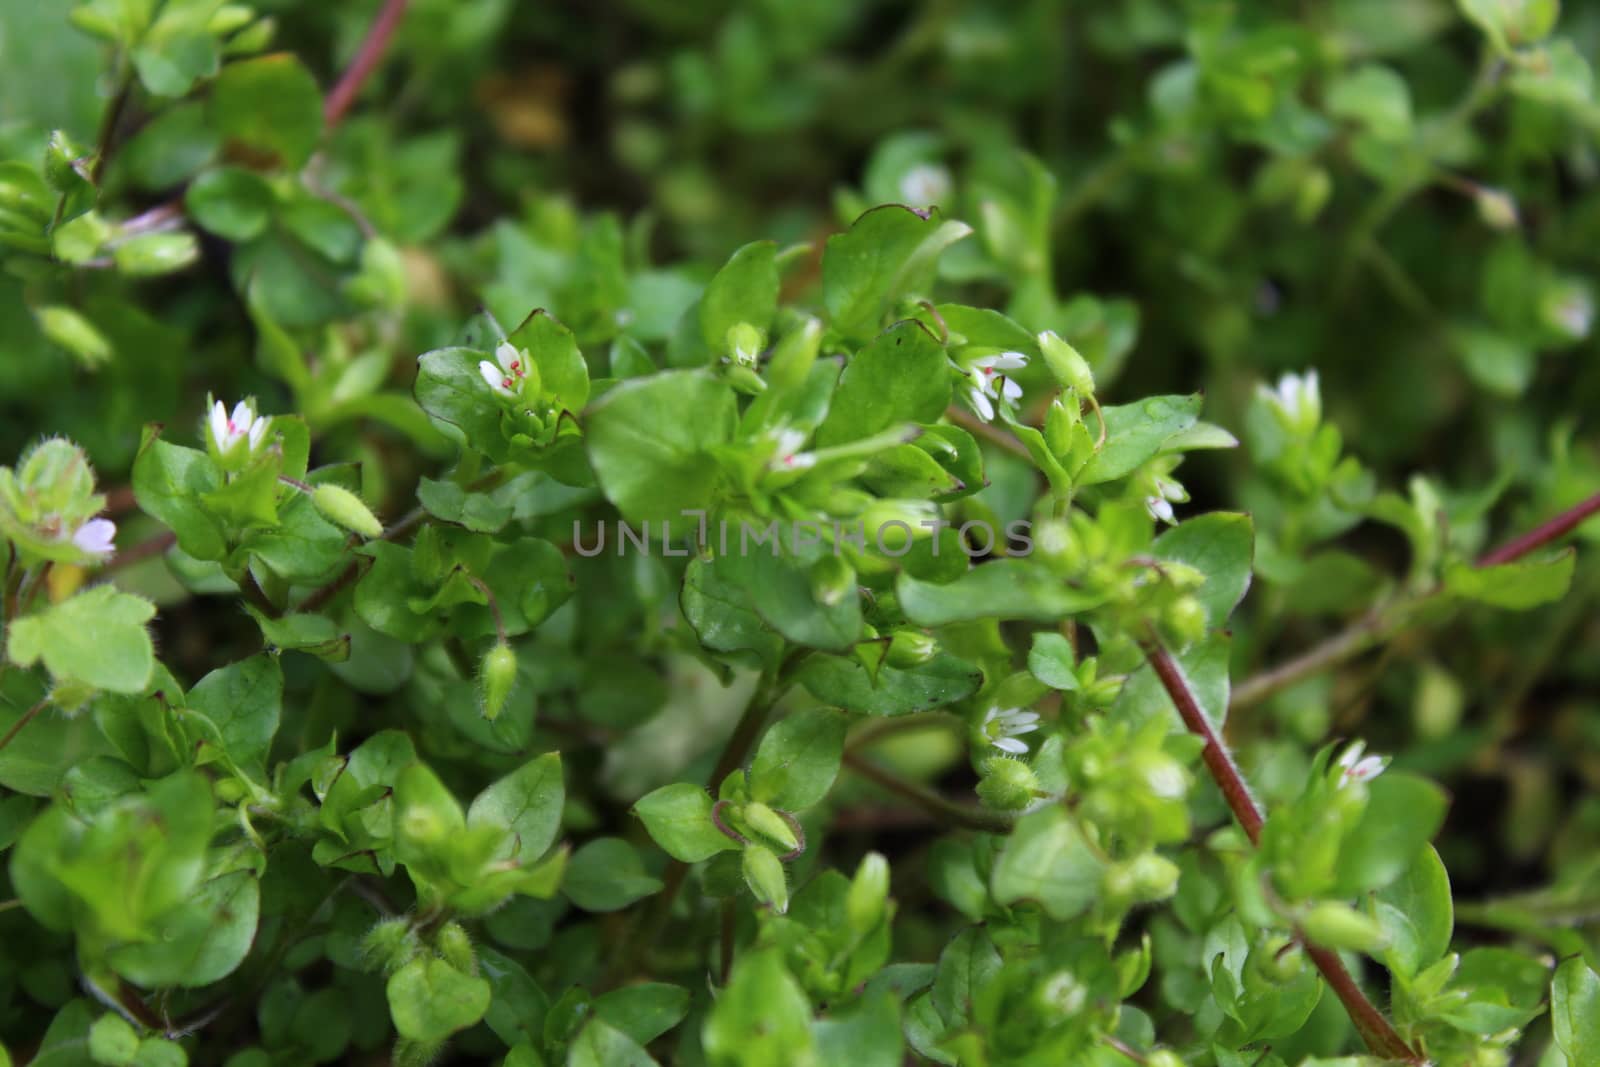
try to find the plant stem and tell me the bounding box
[1143,638,1423,1063]
[323,0,410,127]
[101,530,177,573]
[90,73,133,185]
[1232,489,1600,711]
[604,672,784,987]
[841,751,1015,834]
[0,699,49,754]
[945,405,1032,460]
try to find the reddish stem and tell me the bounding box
[1143,639,1424,1064]
[323,0,410,127]
[1476,490,1600,567]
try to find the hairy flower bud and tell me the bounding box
[742,843,789,914]
[976,757,1039,811]
[313,483,384,539]
[479,642,517,722]
[742,801,799,852]
[1301,901,1388,953]
[1038,330,1095,396]
[436,922,478,977]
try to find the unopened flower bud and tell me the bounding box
[846,852,890,933]
[1038,330,1095,395]
[742,843,789,914]
[1475,186,1519,231]
[436,922,477,976]
[808,554,856,607]
[742,801,799,852]
[360,917,420,975]
[479,642,517,722]
[726,322,764,367]
[313,484,384,539]
[1301,901,1388,953]
[885,629,938,667]
[976,757,1039,811]
[1160,595,1208,650]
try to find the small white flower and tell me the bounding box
[70,517,116,560]
[983,706,1040,754]
[1143,475,1186,526]
[479,341,530,398]
[769,427,815,471]
[1335,740,1388,787]
[1549,290,1594,341]
[966,351,1027,422]
[899,163,952,208]
[1259,369,1321,432]
[208,399,269,455]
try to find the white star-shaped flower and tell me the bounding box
[208,399,269,456]
[967,351,1027,422]
[1144,475,1186,526]
[1259,369,1321,431]
[899,163,952,208]
[70,517,116,560]
[1335,740,1388,787]
[983,706,1040,754]
[478,341,530,398]
[769,427,815,471]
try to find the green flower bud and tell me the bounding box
[976,757,1039,811]
[36,305,112,368]
[725,363,767,395]
[1038,330,1095,395]
[726,322,764,366]
[1159,595,1208,650]
[742,843,789,914]
[479,642,517,722]
[112,232,199,276]
[742,801,799,852]
[846,852,890,933]
[1124,852,1181,902]
[312,484,384,539]
[88,1013,140,1066]
[884,629,938,667]
[1147,1051,1187,1067]
[1475,186,1519,231]
[45,130,91,191]
[436,921,478,977]
[1301,901,1388,953]
[1254,935,1306,983]
[360,917,420,975]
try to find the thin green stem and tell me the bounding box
[0,698,49,754]
[841,751,1014,834]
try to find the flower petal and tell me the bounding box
[989,351,1028,370]
[496,341,521,374]
[969,386,995,422]
[992,736,1028,754]
[72,518,116,558]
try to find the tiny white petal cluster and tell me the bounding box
[1335,740,1388,787]
[208,399,269,456]
[70,516,116,560]
[478,341,530,398]
[1144,475,1186,526]
[983,706,1040,754]
[967,351,1028,422]
[899,163,952,208]
[1259,369,1321,432]
[769,427,815,471]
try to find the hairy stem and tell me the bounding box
[841,751,1015,834]
[1233,489,1600,711]
[1143,639,1423,1063]
[0,699,50,755]
[323,0,410,127]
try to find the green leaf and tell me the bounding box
[813,991,903,1067]
[701,240,779,354]
[1153,512,1254,627]
[185,654,282,771]
[585,371,737,524]
[1326,64,1413,140]
[702,948,816,1066]
[1078,394,1203,485]
[506,308,591,413]
[1333,772,1450,896]
[185,166,274,241]
[1553,957,1600,1062]
[417,475,512,533]
[749,708,847,812]
[6,586,156,694]
[385,956,492,1042]
[897,560,1105,626]
[1027,632,1078,691]
[1375,844,1453,979]
[795,651,982,716]
[633,783,736,863]
[132,431,227,561]
[468,752,565,861]
[724,532,862,651]
[990,805,1107,919]
[822,205,972,341]
[816,320,949,447]
[1116,634,1231,732]
[245,609,350,661]
[562,837,664,912]
[681,554,785,668]
[593,983,691,1046]
[107,871,260,988]
[569,1019,658,1067]
[1445,550,1576,610]
[209,54,324,169]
